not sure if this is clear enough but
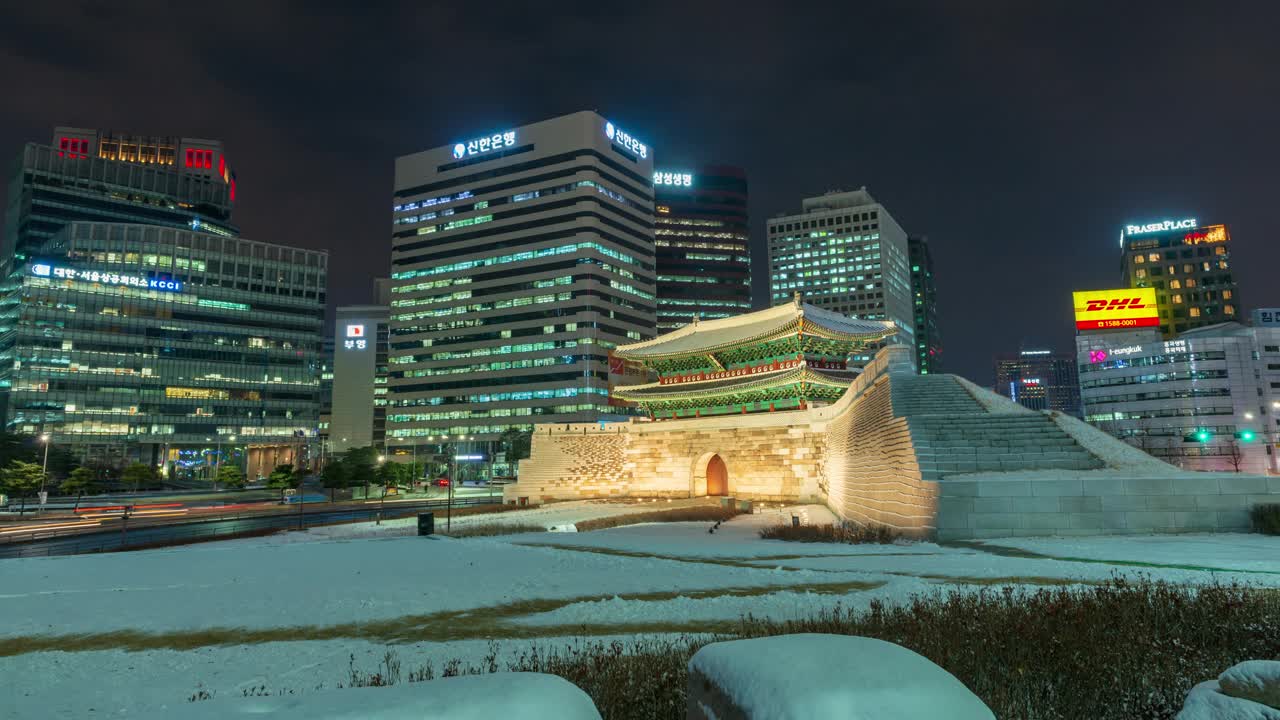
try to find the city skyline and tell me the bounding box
[2,2,1279,383]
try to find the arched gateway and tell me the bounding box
[706,454,728,496]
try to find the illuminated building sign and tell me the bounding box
[31,263,183,292]
[1183,224,1228,245]
[604,121,647,158]
[1088,350,1108,364]
[1021,377,1042,385]
[654,171,692,187]
[1125,218,1196,236]
[343,324,367,350]
[1019,350,1051,356]
[454,454,485,461]
[451,131,517,160]
[1072,288,1159,331]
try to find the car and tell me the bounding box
[434,477,451,487]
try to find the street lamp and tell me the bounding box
[39,434,50,509]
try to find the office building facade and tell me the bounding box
[1077,323,1280,474]
[330,305,390,454]
[387,111,657,453]
[994,349,1082,415]
[652,166,750,330]
[766,188,913,366]
[1121,217,1239,338]
[908,235,941,374]
[5,221,326,477]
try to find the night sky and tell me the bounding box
[3,1,1277,384]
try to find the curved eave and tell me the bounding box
[613,302,897,362]
[612,366,856,402]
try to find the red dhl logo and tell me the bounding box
[1082,297,1147,312]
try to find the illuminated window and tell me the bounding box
[1135,269,1147,279]
[1147,253,1160,262]
[1169,279,1181,289]
[1190,307,1201,318]
[1223,290,1233,300]
[1215,246,1226,255]
[1172,294,1183,304]
[1167,266,1177,274]
[1225,304,1235,316]
[1134,256,1145,264]
[1185,278,1196,288]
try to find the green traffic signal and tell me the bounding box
[1237,429,1256,443]
[1195,430,1211,442]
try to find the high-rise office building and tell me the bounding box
[766,188,913,366]
[4,128,237,270]
[5,222,326,477]
[1120,217,1239,338]
[993,349,1081,415]
[1,128,323,477]
[387,111,657,454]
[652,166,750,330]
[908,235,941,374]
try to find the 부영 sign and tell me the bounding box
[1072,288,1159,331]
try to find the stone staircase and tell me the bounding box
[891,374,1104,480]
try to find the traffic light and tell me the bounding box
[1235,429,1257,443]
[1184,429,1212,443]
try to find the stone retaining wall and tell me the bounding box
[935,471,1279,540]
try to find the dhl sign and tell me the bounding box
[1072,288,1159,331]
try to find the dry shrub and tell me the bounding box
[338,578,1280,720]
[759,521,898,544]
[442,522,548,538]
[1252,503,1280,535]
[575,506,738,532]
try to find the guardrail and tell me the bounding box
[0,497,493,559]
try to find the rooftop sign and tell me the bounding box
[654,171,692,187]
[1071,288,1158,331]
[452,131,516,160]
[1125,218,1196,236]
[605,121,647,159]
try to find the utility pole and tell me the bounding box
[447,437,456,532]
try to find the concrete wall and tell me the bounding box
[936,472,1280,540]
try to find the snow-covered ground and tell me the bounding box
[2,503,1278,718]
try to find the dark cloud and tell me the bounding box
[2,0,1277,382]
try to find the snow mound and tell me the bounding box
[687,633,994,719]
[1178,680,1280,720]
[1221,661,1280,710]
[152,672,600,720]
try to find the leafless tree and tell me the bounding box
[1227,439,1244,473]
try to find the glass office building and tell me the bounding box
[2,221,326,479]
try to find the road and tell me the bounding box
[0,495,497,558]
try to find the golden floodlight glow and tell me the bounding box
[1072,288,1159,331]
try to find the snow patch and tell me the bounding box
[688,634,994,719]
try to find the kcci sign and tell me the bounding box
[31,263,183,292]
